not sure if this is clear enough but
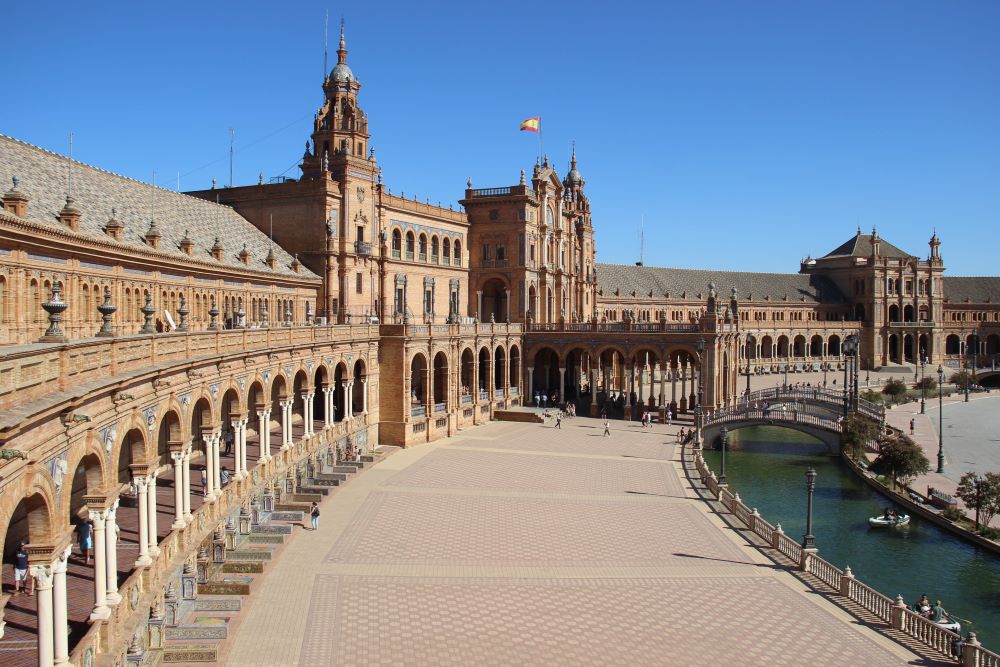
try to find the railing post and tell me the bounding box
[839,565,853,597]
[772,523,783,550]
[963,633,981,667]
[891,595,907,631]
[749,507,759,533]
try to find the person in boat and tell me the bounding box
[882,507,892,520]
[914,594,932,617]
[932,600,950,624]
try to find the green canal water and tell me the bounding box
[701,426,1000,646]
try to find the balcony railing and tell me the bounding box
[411,405,426,417]
[418,252,427,262]
[479,259,509,269]
[355,241,372,257]
[434,402,446,413]
[479,389,488,400]
[391,249,401,259]
[405,250,414,261]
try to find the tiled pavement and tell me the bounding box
[223,418,925,666]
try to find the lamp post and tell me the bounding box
[803,467,817,550]
[695,336,706,447]
[783,359,789,390]
[937,365,945,474]
[745,337,752,398]
[719,427,728,485]
[972,332,979,394]
[920,357,927,415]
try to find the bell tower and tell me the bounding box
[301,20,371,179]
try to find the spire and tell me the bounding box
[338,17,347,63]
[571,141,577,169]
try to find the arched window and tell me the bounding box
[546,205,554,226]
[454,240,462,266]
[392,229,401,258]
[418,234,428,261]
[431,236,439,263]
[405,232,415,260]
[443,238,451,265]
[82,284,91,323]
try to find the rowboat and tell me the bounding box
[868,514,910,527]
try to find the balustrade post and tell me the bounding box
[963,633,981,667]
[839,565,854,597]
[891,595,907,631]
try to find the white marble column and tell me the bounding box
[236,418,248,479]
[659,363,667,407]
[105,502,121,604]
[181,450,193,523]
[212,432,222,493]
[323,388,333,427]
[341,381,351,419]
[231,419,243,480]
[280,401,292,449]
[362,379,368,414]
[33,563,54,667]
[88,510,110,620]
[203,436,216,501]
[134,476,152,567]
[257,410,269,463]
[306,393,315,435]
[53,546,72,667]
[171,452,185,528]
[147,473,160,557]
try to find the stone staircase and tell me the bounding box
[160,446,395,663]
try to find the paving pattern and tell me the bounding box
[224,418,923,666]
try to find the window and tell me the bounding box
[482,244,492,261]
[442,238,451,265]
[392,229,401,258]
[489,209,499,220]
[496,244,505,261]
[418,234,427,261]
[546,206,554,226]
[454,240,462,265]
[406,232,415,260]
[356,272,363,294]
[431,237,439,263]
[357,225,365,243]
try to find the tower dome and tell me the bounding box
[329,20,358,83]
[565,143,583,185]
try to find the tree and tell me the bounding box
[882,378,908,405]
[950,371,970,390]
[869,434,930,490]
[914,376,937,392]
[842,414,880,462]
[955,472,1000,531]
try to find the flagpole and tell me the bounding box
[539,116,543,163]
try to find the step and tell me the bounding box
[289,493,323,503]
[198,581,251,595]
[269,510,305,522]
[247,534,285,544]
[298,484,331,495]
[163,646,218,663]
[228,550,272,561]
[307,478,340,487]
[319,469,351,479]
[250,524,292,534]
[166,623,228,641]
[194,598,242,612]
[222,561,264,574]
[330,466,358,474]
[361,454,376,463]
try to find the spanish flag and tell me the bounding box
[520,117,540,133]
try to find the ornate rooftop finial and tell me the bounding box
[466,177,472,189]
[11,175,20,190]
[520,169,526,185]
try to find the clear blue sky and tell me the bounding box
[5,1,998,274]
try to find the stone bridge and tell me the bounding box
[739,386,884,423]
[703,407,844,454]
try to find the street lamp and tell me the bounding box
[937,365,945,474]
[803,467,817,550]
[719,427,728,485]
[745,337,752,398]
[842,335,859,418]
[920,357,926,415]
[972,332,979,394]
[695,336,706,446]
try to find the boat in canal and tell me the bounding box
[869,512,911,527]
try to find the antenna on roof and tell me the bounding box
[638,214,644,266]
[228,128,236,188]
[67,131,74,198]
[323,10,329,80]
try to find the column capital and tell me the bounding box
[53,545,72,573]
[88,509,108,526]
[171,450,185,463]
[133,476,149,492]
[31,563,54,589]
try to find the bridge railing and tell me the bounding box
[690,449,990,662]
[740,386,883,422]
[704,406,843,434]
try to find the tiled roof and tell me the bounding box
[596,263,845,304]
[943,277,1000,304]
[0,134,316,279]
[821,232,913,260]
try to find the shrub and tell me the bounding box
[882,378,908,404]
[942,507,966,522]
[950,371,970,390]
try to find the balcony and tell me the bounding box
[355,241,372,257]
[391,248,401,259]
[480,259,509,269]
[411,405,426,417]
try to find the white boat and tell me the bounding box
[868,514,911,527]
[935,618,961,633]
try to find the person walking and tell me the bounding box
[224,428,234,456]
[909,418,916,435]
[76,518,93,564]
[603,419,611,438]
[309,502,320,530]
[555,413,562,429]
[13,542,31,595]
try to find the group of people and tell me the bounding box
[912,594,952,624]
[534,391,560,408]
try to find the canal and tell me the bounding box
[701,425,1000,646]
